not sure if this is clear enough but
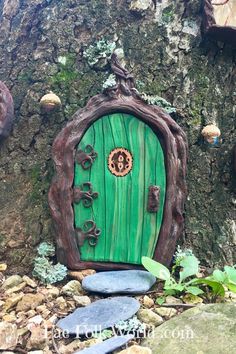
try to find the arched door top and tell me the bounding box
[49,54,188,270]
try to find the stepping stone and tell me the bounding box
[57,296,140,336]
[74,335,133,354]
[82,270,156,294]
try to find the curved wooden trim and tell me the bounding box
[48,55,188,269]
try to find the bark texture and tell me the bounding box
[0,0,235,273]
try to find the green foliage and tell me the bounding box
[179,254,199,283]
[37,242,55,257]
[141,93,176,114]
[142,256,170,281]
[142,254,203,297]
[51,53,79,88]
[83,39,116,66]
[162,6,174,23]
[193,265,236,300]
[32,242,67,284]
[18,69,34,84]
[156,296,165,306]
[28,162,54,206]
[172,246,194,274]
[174,245,194,264]
[52,70,78,85]
[135,80,145,92]
[143,250,236,302]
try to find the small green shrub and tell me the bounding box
[142,249,236,303]
[142,253,203,297]
[194,265,236,300]
[33,242,67,284]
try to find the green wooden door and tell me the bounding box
[74,113,166,265]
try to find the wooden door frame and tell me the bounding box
[48,54,188,270]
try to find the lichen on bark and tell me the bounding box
[0,0,235,273]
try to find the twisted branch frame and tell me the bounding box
[48,54,188,270]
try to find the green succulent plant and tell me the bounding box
[33,242,67,284]
[37,242,55,257]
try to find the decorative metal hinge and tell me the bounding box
[75,145,97,170]
[147,185,160,213]
[75,220,101,247]
[73,182,98,208]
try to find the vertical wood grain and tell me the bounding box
[74,113,166,264]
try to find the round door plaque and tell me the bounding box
[108,148,133,177]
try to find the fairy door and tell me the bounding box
[73,112,166,265]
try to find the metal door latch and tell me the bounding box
[73,182,98,208]
[75,220,101,247]
[147,185,160,213]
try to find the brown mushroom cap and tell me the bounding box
[40,92,61,106]
[201,124,221,138]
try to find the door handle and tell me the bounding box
[147,185,160,213]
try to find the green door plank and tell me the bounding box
[123,116,145,264]
[74,125,96,260]
[108,114,131,262]
[141,125,166,258]
[74,113,166,265]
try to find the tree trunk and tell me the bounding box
[0,0,235,273]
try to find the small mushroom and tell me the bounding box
[40,91,61,112]
[201,124,221,146]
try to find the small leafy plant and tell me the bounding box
[142,253,203,296]
[194,265,236,300]
[32,242,67,284]
[142,248,236,303]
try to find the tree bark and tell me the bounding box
[0,0,235,273]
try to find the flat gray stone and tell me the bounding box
[143,303,236,354]
[57,296,140,336]
[82,270,156,294]
[74,335,133,354]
